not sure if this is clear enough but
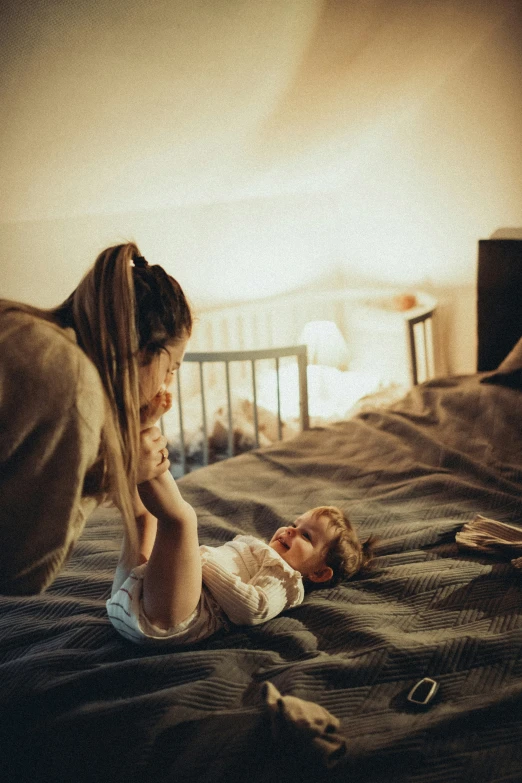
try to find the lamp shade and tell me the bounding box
[298,320,350,369]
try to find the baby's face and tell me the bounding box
[269,511,336,582]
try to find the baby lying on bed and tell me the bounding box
[107,468,375,646]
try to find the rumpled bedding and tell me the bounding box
[1,374,521,783]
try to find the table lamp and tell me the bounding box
[298,320,350,370]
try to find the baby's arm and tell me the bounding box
[201,555,303,625]
[138,471,202,630]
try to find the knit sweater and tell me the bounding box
[199,535,305,625]
[107,535,305,644]
[0,303,105,594]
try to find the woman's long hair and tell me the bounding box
[8,242,193,561]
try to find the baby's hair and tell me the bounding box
[308,505,376,588]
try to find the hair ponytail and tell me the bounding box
[70,243,141,485]
[56,244,141,560]
[12,241,192,565]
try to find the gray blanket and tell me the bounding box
[1,374,521,782]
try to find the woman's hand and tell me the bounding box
[139,390,172,431]
[137,425,170,483]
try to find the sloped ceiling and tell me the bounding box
[2,0,520,224]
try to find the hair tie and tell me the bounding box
[133,255,148,268]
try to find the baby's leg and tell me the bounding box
[111,489,158,598]
[138,471,201,630]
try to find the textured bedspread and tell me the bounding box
[1,375,522,782]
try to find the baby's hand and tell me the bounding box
[140,390,172,430]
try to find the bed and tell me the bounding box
[1,240,522,783]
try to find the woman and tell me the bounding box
[0,242,192,594]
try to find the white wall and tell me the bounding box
[1,0,522,374]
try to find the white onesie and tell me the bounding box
[107,535,305,645]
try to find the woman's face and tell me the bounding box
[138,335,189,407]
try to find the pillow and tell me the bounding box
[481,337,522,389]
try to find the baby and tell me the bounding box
[107,469,375,646]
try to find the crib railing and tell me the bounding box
[406,306,436,385]
[165,344,309,476]
[189,287,439,387]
